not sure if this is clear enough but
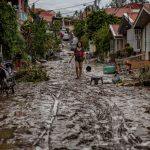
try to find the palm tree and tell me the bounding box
[73,10,80,18]
[84,5,93,17]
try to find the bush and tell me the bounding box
[116,50,124,58]
[80,33,89,50]
[126,47,133,57]
[139,66,150,83]
[16,65,49,82]
[124,43,133,57]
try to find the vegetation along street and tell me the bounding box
[0,0,150,149]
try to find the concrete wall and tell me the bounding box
[145,23,150,60]
[146,23,150,52]
[141,23,150,60]
[127,29,138,52]
[142,27,146,53]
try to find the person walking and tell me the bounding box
[69,41,86,79]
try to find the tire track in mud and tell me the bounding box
[32,62,67,150]
[46,60,145,150]
[34,85,64,150]
[1,59,148,149]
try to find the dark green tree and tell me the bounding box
[86,10,119,55]
[86,10,119,38]
[93,25,110,56]
[22,12,61,58]
[22,13,50,58]
[73,20,86,39]
[81,33,89,50]
[110,0,127,7]
[0,1,22,58]
[73,10,80,18]
[56,11,62,17]
[52,20,61,36]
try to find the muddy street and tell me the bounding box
[0,51,150,150]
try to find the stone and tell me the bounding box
[63,132,80,140]
[66,123,75,129]
[0,115,7,121]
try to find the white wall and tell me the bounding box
[142,27,146,52]
[142,23,150,52]
[141,23,150,60]
[146,23,150,52]
[127,29,138,52]
[145,23,150,60]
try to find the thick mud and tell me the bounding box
[0,51,150,150]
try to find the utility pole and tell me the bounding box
[94,0,101,10]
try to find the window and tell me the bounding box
[110,40,115,51]
[135,29,142,49]
[137,39,141,49]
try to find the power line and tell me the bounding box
[29,0,40,5]
[61,11,77,15]
[52,1,95,11]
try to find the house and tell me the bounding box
[133,4,150,60]
[109,24,124,52]
[118,12,139,52]
[109,12,139,53]
[105,3,142,18]
[38,10,56,26]
[7,0,28,22]
[63,17,75,31]
[109,3,150,61]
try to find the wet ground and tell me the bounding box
[0,49,150,150]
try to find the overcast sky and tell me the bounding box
[29,0,111,15]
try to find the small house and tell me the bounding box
[133,4,150,60]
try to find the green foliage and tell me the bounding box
[56,11,62,17]
[93,25,110,55]
[110,0,127,7]
[80,33,89,50]
[73,10,120,56]
[11,32,26,56]
[138,66,150,83]
[73,11,80,18]
[124,43,133,57]
[73,20,86,39]
[0,1,23,58]
[86,10,119,38]
[85,10,120,56]
[52,20,61,35]
[21,12,61,58]
[16,65,49,82]
[116,50,124,58]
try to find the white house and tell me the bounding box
[133,4,150,60]
[109,4,150,61]
[118,12,139,52]
[109,24,124,52]
[109,12,139,53]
